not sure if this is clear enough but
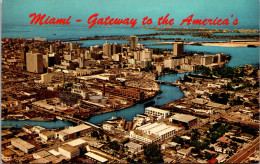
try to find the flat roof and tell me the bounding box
[40,131,55,137]
[11,138,35,150]
[145,107,170,113]
[170,114,197,123]
[59,144,78,152]
[67,138,87,147]
[137,122,180,136]
[191,98,208,105]
[1,149,15,157]
[58,124,91,136]
[33,150,51,158]
[138,122,159,131]
[206,101,230,109]
[48,149,60,156]
[85,152,108,163]
[124,142,142,149]
[157,126,180,136]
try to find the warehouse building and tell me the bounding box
[58,144,80,159]
[56,124,92,141]
[169,113,198,129]
[39,131,55,141]
[145,107,170,119]
[130,122,181,144]
[11,138,35,154]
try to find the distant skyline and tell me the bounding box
[2,0,259,29]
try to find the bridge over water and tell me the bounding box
[155,80,179,86]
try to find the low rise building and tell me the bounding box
[58,144,80,159]
[71,83,88,99]
[33,150,51,159]
[124,142,142,153]
[102,122,117,131]
[32,126,46,134]
[145,107,170,119]
[66,138,88,148]
[1,149,16,162]
[11,138,35,153]
[130,122,181,144]
[39,131,56,141]
[85,152,108,163]
[56,124,92,141]
[169,113,198,128]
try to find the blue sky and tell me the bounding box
[2,0,259,29]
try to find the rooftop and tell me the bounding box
[58,124,91,136]
[124,142,142,149]
[11,138,35,150]
[85,152,108,163]
[217,136,231,144]
[67,138,87,147]
[191,98,208,105]
[33,150,51,158]
[40,131,55,137]
[170,113,197,123]
[1,149,15,157]
[59,144,78,152]
[145,107,170,114]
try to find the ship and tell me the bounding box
[157,96,162,99]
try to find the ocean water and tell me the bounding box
[2,25,156,41]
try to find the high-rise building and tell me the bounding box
[103,41,112,56]
[20,44,29,69]
[26,52,43,73]
[43,54,55,68]
[173,42,184,57]
[140,49,152,61]
[112,43,122,55]
[50,44,55,53]
[129,35,138,50]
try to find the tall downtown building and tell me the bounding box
[129,35,138,50]
[26,52,44,73]
[173,41,184,57]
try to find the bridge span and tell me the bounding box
[155,80,179,86]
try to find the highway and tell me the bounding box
[225,136,259,163]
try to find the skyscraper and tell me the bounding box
[26,52,43,73]
[112,43,122,55]
[129,35,138,50]
[20,44,29,69]
[103,41,112,56]
[173,42,184,57]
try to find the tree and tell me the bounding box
[172,136,184,145]
[191,129,200,141]
[144,144,164,163]
[205,151,213,160]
